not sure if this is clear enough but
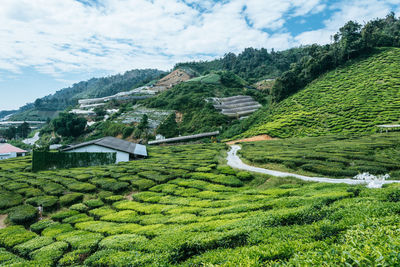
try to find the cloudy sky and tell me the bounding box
[0,0,399,110]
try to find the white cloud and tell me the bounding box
[0,0,398,77]
[295,0,399,45]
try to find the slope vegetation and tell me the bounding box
[241,48,400,138]
[240,133,400,179]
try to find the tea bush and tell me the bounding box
[0,142,400,265]
[8,204,38,225]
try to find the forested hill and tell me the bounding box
[8,69,165,120]
[174,47,308,83]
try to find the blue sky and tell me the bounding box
[0,0,399,110]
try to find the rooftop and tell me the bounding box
[0,144,27,154]
[63,136,147,157]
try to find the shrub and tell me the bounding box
[92,178,129,192]
[41,182,65,196]
[25,196,58,210]
[68,182,97,193]
[29,241,69,264]
[217,166,236,175]
[0,191,23,210]
[89,207,116,219]
[57,248,91,266]
[14,236,54,256]
[195,167,212,172]
[8,204,38,225]
[85,249,170,266]
[59,193,84,206]
[56,230,103,250]
[84,199,104,209]
[131,179,156,191]
[101,210,139,223]
[105,195,125,203]
[236,171,253,181]
[51,210,79,221]
[70,203,89,212]
[386,189,400,202]
[0,247,27,265]
[98,234,148,251]
[30,219,58,234]
[0,225,37,248]
[41,223,74,237]
[62,214,94,224]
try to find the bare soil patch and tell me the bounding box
[227,135,276,145]
[0,214,7,229]
[126,191,139,201]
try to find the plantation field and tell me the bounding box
[1,144,400,265]
[241,47,400,138]
[240,133,400,179]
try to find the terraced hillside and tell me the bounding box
[1,144,400,265]
[241,48,400,138]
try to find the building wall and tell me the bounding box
[66,144,129,163]
[0,152,16,160]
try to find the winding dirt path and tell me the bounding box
[226,135,275,145]
[227,145,400,187]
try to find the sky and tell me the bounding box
[0,0,399,110]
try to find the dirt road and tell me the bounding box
[227,145,400,188]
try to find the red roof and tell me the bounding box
[0,144,27,154]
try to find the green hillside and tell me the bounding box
[240,48,400,138]
[240,133,400,179]
[2,144,400,265]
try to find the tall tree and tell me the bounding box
[52,113,87,138]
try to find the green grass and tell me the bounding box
[187,73,221,84]
[241,47,400,138]
[240,133,400,179]
[1,142,400,265]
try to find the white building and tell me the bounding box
[0,144,27,160]
[63,136,147,163]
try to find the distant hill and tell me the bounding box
[235,47,400,138]
[9,69,165,121]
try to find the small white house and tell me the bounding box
[63,136,147,163]
[0,144,27,160]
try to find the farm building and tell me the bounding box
[63,136,147,163]
[0,144,27,160]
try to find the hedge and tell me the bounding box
[8,204,38,225]
[32,151,116,172]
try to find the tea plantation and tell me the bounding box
[1,143,400,265]
[240,133,400,179]
[241,47,400,138]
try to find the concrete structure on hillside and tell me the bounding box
[63,136,147,163]
[210,95,262,119]
[0,144,27,160]
[78,86,155,108]
[149,131,219,145]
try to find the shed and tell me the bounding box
[63,136,147,163]
[0,144,27,160]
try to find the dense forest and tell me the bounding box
[272,13,400,101]
[175,47,307,83]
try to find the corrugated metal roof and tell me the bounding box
[148,131,219,145]
[134,144,147,157]
[63,137,147,156]
[0,144,27,153]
